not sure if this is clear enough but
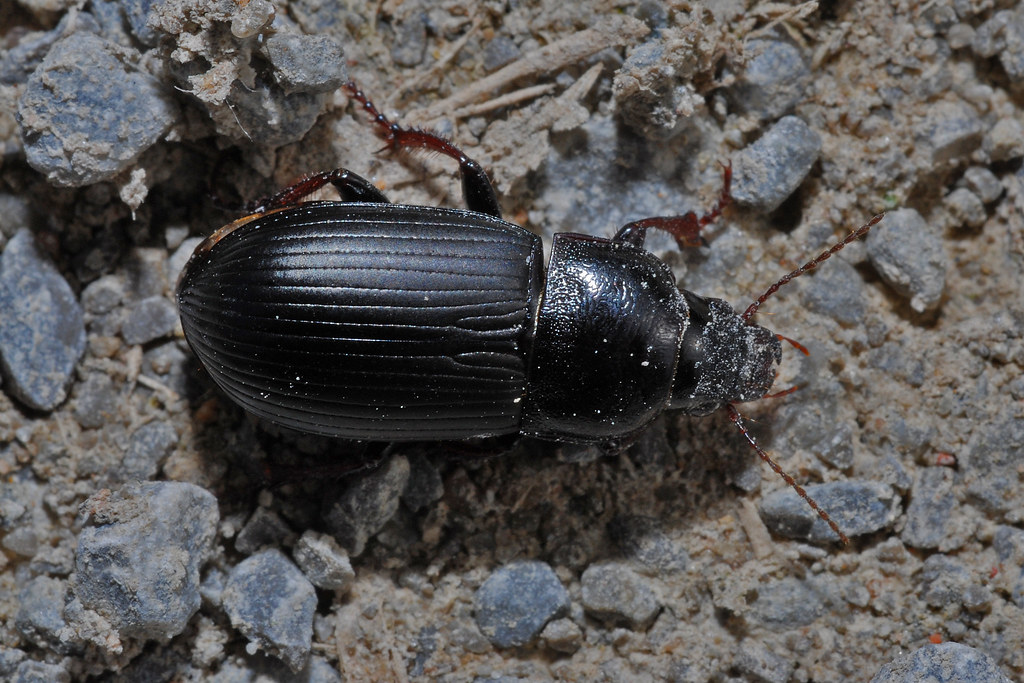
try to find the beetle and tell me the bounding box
[178,82,881,543]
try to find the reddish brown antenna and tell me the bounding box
[742,213,884,322]
[727,404,849,545]
[729,215,884,546]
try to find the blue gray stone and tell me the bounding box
[732,116,822,212]
[759,481,900,544]
[473,560,570,648]
[222,548,317,672]
[73,481,219,640]
[726,38,810,119]
[867,209,948,313]
[0,229,86,411]
[263,33,347,95]
[871,642,1012,683]
[17,33,178,186]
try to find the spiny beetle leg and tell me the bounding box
[251,168,390,214]
[343,81,502,219]
[613,162,732,249]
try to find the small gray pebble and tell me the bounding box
[0,649,27,677]
[401,454,444,513]
[264,33,346,94]
[867,209,948,313]
[483,36,521,72]
[726,38,810,119]
[998,10,1024,82]
[962,167,1004,204]
[870,642,1012,683]
[914,100,983,165]
[732,116,822,212]
[473,560,570,648]
[73,481,219,640]
[918,554,971,608]
[985,118,1024,161]
[759,481,900,544]
[235,507,295,555]
[802,256,866,327]
[749,576,828,627]
[608,515,688,574]
[0,12,100,86]
[122,0,162,45]
[944,188,986,229]
[580,561,661,629]
[222,548,317,672]
[15,576,70,652]
[901,468,961,550]
[224,81,325,147]
[122,296,178,345]
[118,421,178,481]
[293,531,355,591]
[17,33,178,186]
[72,373,119,430]
[13,660,71,683]
[962,415,1024,516]
[735,639,794,683]
[540,618,582,654]
[81,275,125,316]
[993,526,1024,608]
[390,14,427,68]
[323,456,410,557]
[0,229,86,411]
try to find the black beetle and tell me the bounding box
[178,82,880,543]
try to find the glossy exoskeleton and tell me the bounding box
[178,83,880,543]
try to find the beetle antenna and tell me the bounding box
[726,404,850,545]
[742,213,884,322]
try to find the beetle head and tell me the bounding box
[668,291,782,416]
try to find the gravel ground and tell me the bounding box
[0,0,1023,681]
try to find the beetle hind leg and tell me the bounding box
[344,81,502,219]
[252,168,390,213]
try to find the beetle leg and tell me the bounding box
[251,168,390,213]
[344,81,503,219]
[613,162,732,249]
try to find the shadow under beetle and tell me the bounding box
[178,82,882,545]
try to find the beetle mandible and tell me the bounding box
[178,82,882,544]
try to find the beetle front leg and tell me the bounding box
[344,81,502,219]
[613,162,732,249]
[252,168,390,213]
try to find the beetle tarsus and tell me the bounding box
[613,162,732,249]
[344,81,502,218]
